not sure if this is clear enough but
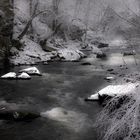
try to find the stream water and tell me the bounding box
[0,60,107,140]
[0,52,139,140]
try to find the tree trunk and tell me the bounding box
[0,0,14,62]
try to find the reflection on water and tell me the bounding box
[103,53,139,66]
[41,107,89,132]
[84,52,140,67]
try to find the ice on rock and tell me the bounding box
[87,83,139,101]
[17,72,31,79]
[1,72,16,79]
[20,67,41,75]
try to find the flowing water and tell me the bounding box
[0,61,106,140]
[0,52,139,140]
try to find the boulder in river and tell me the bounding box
[17,72,31,80]
[0,110,40,121]
[20,67,41,76]
[104,76,115,81]
[85,93,99,101]
[57,49,85,61]
[1,72,16,79]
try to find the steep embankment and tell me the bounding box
[11,0,140,65]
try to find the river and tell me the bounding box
[0,52,139,140]
[0,59,107,140]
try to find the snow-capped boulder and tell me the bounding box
[104,77,115,80]
[1,72,16,79]
[91,45,103,54]
[58,49,85,61]
[20,67,41,76]
[17,72,31,80]
[10,37,53,65]
[86,83,139,101]
[85,93,99,101]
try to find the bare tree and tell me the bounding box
[83,0,92,47]
[0,0,14,62]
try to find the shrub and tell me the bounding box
[95,90,140,140]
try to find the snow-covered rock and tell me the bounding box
[10,37,53,65]
[1,72,16,79]
[58,49,85,61]
[104,77,115,80]
[86,93,99,101]
[91,45,103,54]
[20,67,41,75]
[17,72,31,79]
[99,83,138,97]
[10,37,86,65]
[87,83,139,101]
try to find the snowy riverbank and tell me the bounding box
[10,37,86,65]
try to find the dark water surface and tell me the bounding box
[0,61,106,140]
[0,51,139,140]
